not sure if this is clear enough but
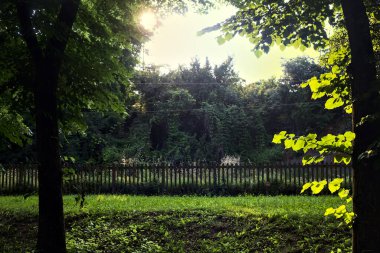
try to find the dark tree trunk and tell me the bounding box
[16,1,80,252]
[341,0,380,252]
[35,63,66,253]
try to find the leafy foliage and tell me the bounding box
[301,47,352,114]
[301,178,354,227]
[200,1,342,54]
[0,105,31,146]
[273,131,354,165]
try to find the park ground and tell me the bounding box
[0,195,351,252]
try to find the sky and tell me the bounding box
[141,6,320,84]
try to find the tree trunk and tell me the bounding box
[16,1,80,252]
[341,0,380,252]
[35,63,66,253]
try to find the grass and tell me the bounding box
[0,195,351,252]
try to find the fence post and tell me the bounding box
[213,162,217,191]
[112,166,116,193]
[161,163,165,194]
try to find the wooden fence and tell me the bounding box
[0,163,352,195]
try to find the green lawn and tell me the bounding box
[0,195,351,252]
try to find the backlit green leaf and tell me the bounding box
[324,207,335,216]
[344,104,352,114]
[284,139,294,149]
[272,134,283,144]
[331,65,340,74]
[301,182,312,193]
[302,156,314,165]
[338,189,350,199]
[272,131,287,144]
[293,139,305,151]
[311,180,327,194]
[325,97,344,110]
[343,131,355,141]
[334,205,347,219]
[328,178,343,193]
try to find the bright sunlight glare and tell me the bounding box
[140,10,157,31]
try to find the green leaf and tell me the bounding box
[275,37,282,45]
[302,156,314,165]
[324,207,335,216]
[331,65,340,74]
[311,180,327,194]
[301,182,312,193]
[334,155,347,164]
[272,134,283,144]
[334,205,347,219]
[308,78,320,92]
[313,156,325,164]
[342,157,351,165]
[306,133,317,140]
[300,81,308,88]
[293,139,305,151]
[217,36,225,45]
[254,50,263,58]
[344,104,352,114]
[325,97,344,110]
[292,39,301,49]
[284,139,294,149]
[224,33,233,41]
[272,131,287,144]
[344,131,355,141]
[328,178,343,193]
[311,91,326,99]
[344,212,355,225]
[338,189,350,199]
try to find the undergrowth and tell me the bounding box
[0,195,351,252]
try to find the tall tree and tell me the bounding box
[340,1,380,250]
[201,0,380,251]
[1,0,148,251]
[16,1,80,251]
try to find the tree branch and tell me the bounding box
[45,0,80,72]
[16,0,43,65]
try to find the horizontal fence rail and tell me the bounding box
[0,163,352,195]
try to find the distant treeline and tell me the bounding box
[0,57,350,164]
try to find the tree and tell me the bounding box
[202,0,379,250]
[15,2,80,252]
[340,2,380,250]
[243,57,345,135]
[1,0,150,251]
